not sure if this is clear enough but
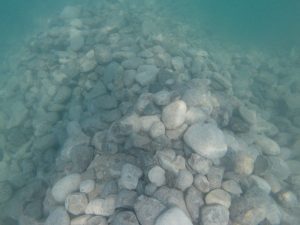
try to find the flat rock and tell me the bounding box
[222,180,242,195]
[155,207,193,225]
[162,100,187,129]
[85,195,116,216]
[52,174,81,203]
[205,189,231,208]
[183,123,227,159]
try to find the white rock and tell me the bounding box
[65,192,88,215]
[52,174,81,203]
[140,115,160,132]
[85,196,116,216]
[148,166,166,187]
[205,189,231,208]
[80,179,95,194]
[149,121,166,138]
[162,100,187,129]
[155,207,192,225]
[70,215,91,225]
[255,135,281,155]
[80,50,97,73]
[118,164,143,190]
[183,123,227,159]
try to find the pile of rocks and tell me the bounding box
[0,1,299,225]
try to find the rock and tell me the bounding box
[69,31,84,51]
[52,174,81,203]
[166,123,188,140]
[135,65,159,86]
[277,190,298,208]
[65,192,88,215]
[95,45,112,64]
[185,107,208,125]
[80,50,97,73]
[255,135,281,156]
[205,189,231,208]
[116,189,138,208]
[183,123,227,159]
[97,95,118,109]
[187,153,212,175]
[140,115,160,132]
[234,152,255,175]
[153,90,171,106]
[239,105,257,125]
[155,207,192,225]
[0,181,13,203]
[111,211,139,225]
[201,205,229,225]
[175,169,193,191]
[207,167,224,190]
[185,186,204,223]
[23,200,43,219]
[193,174,210,193]
[85,195,116,216]
[86,216,108,225]
[153,186,189,216]
[171,56,185,72]
[70,215,91,225]
[149,121,166,138]
[70,144,94,173]
[122,57,143,69]
[134,195,166,225]
[156,150,186,174]
[80,179,95,194]
[61,6,81,19]
[118,163,143,190]
[250,175,271,194]
[45,207,70,225]
[54,86,72,104]
[162,100,187,129]
[222,180,242,195]
[85,80,107,100]
[148,166,166,187]
[7,101,28,129]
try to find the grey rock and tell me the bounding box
[45,207,70,225]
[134,195,166,225]
[52,174,81,203]
[80,50,97,73]
[86,216,108,225]
[95,45,112,64]
[80,179,95,194]
[175,169,193,191]
[0,181,13,203]
[207,167,224,190]
[122,57,143,69]
[155,207,192,225]
[162,100,187,130]
[148,166,166,187]
[194,174,210,193]
[153,90,171,106]
[234,152,255,175]
[23,200,43,219]
[111,211,139,225]
[70,144,94,173]
[54,86,72,104]
[255,135,281,156]
[187,153,212,175]
[85,80,107,100]
[171,56,185,72]
[7,101,28,129]
[277,190,298,208]
[201,205,229,225]
[116,189,138,208]
[118,163,143,190]
[135,65,159,86]
[65,192,88,215]
[149,121,166,138]
[185,186,204,223]
[222,180,242,195]
[70,215,91,225]
[69,32,84,51]
[97,95,118,109]
[183,123,227,159]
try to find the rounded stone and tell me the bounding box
[222,180,242,195]
[183,123,227,159]
[148,166,166,187]
[162,100,187,129]
[255,135,281,156]
[201,205,229,225]
[149,121,166,138]
[155,207,193,225]
[45,207,70,225]
[111,211,139,225]
[0,181,13,203]
[175,169,193,191]
[234,152,255,175]
[80,179,95,194]
[205,189,231,208]
[65,192,88,215]
[194,174,210,193]
[52,174,81,203]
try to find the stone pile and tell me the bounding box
[0,1,299,225]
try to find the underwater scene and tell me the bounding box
[0,0,300,224]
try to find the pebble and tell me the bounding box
[80,50,97,73]
[111,211,139,225]
[205,189,231,208]
[148,166,166,187]
[134,195,166,225]
[207,167,224,190]
[201,205,229,225]
[85,195,116,216]
[162,100,187,129]
[153,90,171,106]
[86,216,108,225]
[234,151,255,175]
[149,121,166,138]
[70,215,91,225]
[194,174,210,193]
[0,181,13,203]
[187,153,212,175]
[183,123,227,159]
[250,175,271,194]
[185,107,208,125]
[45,207,70,225]
[69,31,84,51]
[65,192,88,215]
[51,173,81,203]
[95,45,112,64]
[116,189,138,208]
[255,135,281,155]
[135,65,159,86]
[155,207,193,225]
[80,179,95,194]
[277,190,298,208]
[175,169,193,191]
[222,180,242,195]
[185,186,204,222]
[118,163,143,190]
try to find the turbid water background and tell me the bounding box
[0,0,299,224]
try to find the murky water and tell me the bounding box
[0,0,299,224]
